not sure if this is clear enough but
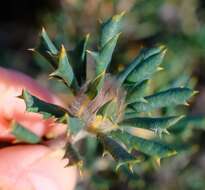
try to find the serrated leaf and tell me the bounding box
[67,115,84,135]
[40,27,58,55]
[69,34,89,85]
[31,28,58,68]
[88,34,120,76]
[11,123,41,144]
[98,133,141,170]
[171,116,205,133]
[31,49,58,69]
[117,46,164,84]
[85,137,98,166]
[50,45,78,89]
[130,88,194,112]
[100,12,125,48]
[123,112,139,120]
[120,116,184,135]
[64,141,83,168]
[126,80,148,104]
[125,47,166,84]
[20,89,68,118]
[85,71,105,99]
[110,130,177,158]
[169,74,190,89]
[182,116,205,129]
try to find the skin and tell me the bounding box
[0,67,77,190]
[0,67,67,141]
[0,145,77,190]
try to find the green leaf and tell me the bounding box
[123,112,139,120]
[126,80,148,104]
[50,45,78,89]
[100,12,125,48]
[40,27,58,55]
[86,13,124,88]
[168,74,190,89]
[117,46,164,84]
[31,28,58,68]
[88,34,120,76]
[85,71,105,99]
[85,137,98,166]
[120,115,184,135]
[11,123,41,144]
[125,47,166,84]
[67,115,85,135]
[64,141,83,168]
[69,34,90,85]
[98,133,141,170]
[20,89,68,118]
[130,88,195,112]
[110,130,177,159]
[97,99,118,122]
[171,116,205,133]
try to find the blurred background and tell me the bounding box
[1,0,205,189]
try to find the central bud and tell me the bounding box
[68,75,126,134]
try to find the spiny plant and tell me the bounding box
[15,12,198,171]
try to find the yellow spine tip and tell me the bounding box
[157,67,164,71]
[155,158,161,167]
[159,45,167,51]
[179,115,185,120]
[163,129,170,135]
[86,33,90,39]
[42,27,46,34]
[61,44,65,51]
[184,102,190,106]
[86,49,92,54]
[141,98,148,103]
[119,11,126,17]
[60,44,66,58]
[102,151,108,157]
[27,48,35,52]
[128,164,134,173]
[193,91,199,95]
[113,11,126,21]
[162,48,167,55]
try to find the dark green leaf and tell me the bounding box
[100,12,125,48]
[130,88,195,112]
[20,89,68,118]
[50,45,78,89]
[125,47,166,84]
[120,116,184,135]
[40,27,58,55]
[67,115,85,135]
[169,74,190,89]
[31,28,58,68]
[117,46,164,84]
[85,137,98,166]
[69,34,90,85]
[97,99,118,122]
[126,80,148,104]
[123,112,139,120]
[171,116,205,133]
[98,133,141,170]
[11,123,41,144]
[88,34,120,76]
[64,141,83,167]
[110,130,177,158]
[85,72,105,99]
